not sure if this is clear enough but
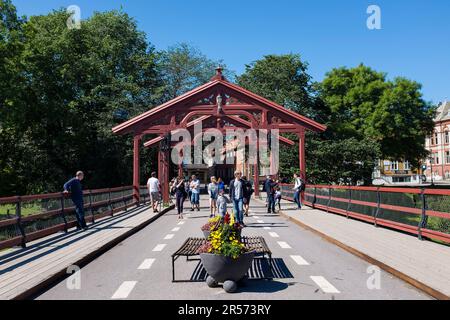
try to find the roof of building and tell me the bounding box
[435,101,450,122]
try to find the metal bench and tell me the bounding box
[171,236,273,282]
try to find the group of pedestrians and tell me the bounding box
[62,169,304,231]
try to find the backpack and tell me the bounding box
[299,179,306,192]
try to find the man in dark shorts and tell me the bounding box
[63,171,88,230]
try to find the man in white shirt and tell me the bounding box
[189,175,201,211]
[147,172,161,213]
[293,173,303,209]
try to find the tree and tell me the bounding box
[0,8,161,196]
[319,65,435,166]
[158,43,234,101]
[237,54,325,120]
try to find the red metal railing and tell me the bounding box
[0,186,150,251]
[279,184,450,244]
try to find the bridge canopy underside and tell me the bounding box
[112,68,326,202]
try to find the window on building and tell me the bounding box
[445,171,450,180]
[404,161,411,171]
[391,161,399,171]
[446,151,450,164]
[435,132,439,145]
[445,131,450,144]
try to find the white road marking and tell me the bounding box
[277,241,291,249]
[310,276,340,293]
[164,234,174,240]
[138,258,155,270]
[253,216,260,219]
[263,226,272,230]
[257,220,265,223]
[111,281,137,299]
[171,227,180,232]
[268,232,279,238]
[290,255,310,266]
[177,221,185,225]
[152,244,167,252]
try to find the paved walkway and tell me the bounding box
[36,196,430,300]
[270,197,450,299]
[0,204,171,300]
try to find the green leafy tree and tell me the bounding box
[0,8,161,196]
[158,43,234,100]
[319,65,435,166]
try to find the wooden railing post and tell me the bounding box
[374,187,381,227]
[418,188,428,241]
[345,187,352,219]
[122,187,127,212]
[108,188,113,217]
[312,186,317,208]
[16,196,26,248]
[326,187,332,212]
[89,190,95,223]
[60,193,68,233]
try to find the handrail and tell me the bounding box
[279,184,450,245]
[0,185,149,251]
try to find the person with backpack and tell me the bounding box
[241,176,254,217]
[293,173,305,209]
[266,177,278,214]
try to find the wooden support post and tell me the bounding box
[254,132,260,197]
[133,135,141,205]
[298,131,306,180]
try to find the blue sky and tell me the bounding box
[13,0,450,104]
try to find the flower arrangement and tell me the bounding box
[197,212,246,259]
[201,216,221,231]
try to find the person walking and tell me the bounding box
[173,176,187,219]
[189,175,201,211]
[147,172,161,213]
[266,177,278,214]
[63,171,88,230]
[275,187,282,212]
[216,188,229,218]
[293,173,304,209]
[242,176,253,217]
[229,171,245,227]
[217,177,225,193]
[263,175,271,207]
[207,176,218,217]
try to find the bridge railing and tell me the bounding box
[0,185,150,251]
[279,184,450,245]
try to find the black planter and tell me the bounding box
[200,252,255,283]
[202,230,211,238]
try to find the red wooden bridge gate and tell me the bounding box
[112,68,326,203]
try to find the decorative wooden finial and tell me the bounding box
[211,66,226,81]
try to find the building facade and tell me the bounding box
[373,159,422,185]
[424,101,450,183]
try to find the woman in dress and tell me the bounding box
[174,176,187,219]
[207,176,218,217]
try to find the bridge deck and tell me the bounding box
[275,197,450,299]
[0,204,169,300]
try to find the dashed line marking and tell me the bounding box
[277,241,291,249]
[253,216,260,219]
[164,234,174,240]
[171,227,181,232]
[310,276,340,293]
[263,226,272,230]
[138,258,155,270]
[268,232,279,238]
[177,221,185,225]
[111,281,137,299]
[152,244,167,252]
[290,255,310,266]
[257,220,265,223]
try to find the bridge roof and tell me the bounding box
[112,69,327,135]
